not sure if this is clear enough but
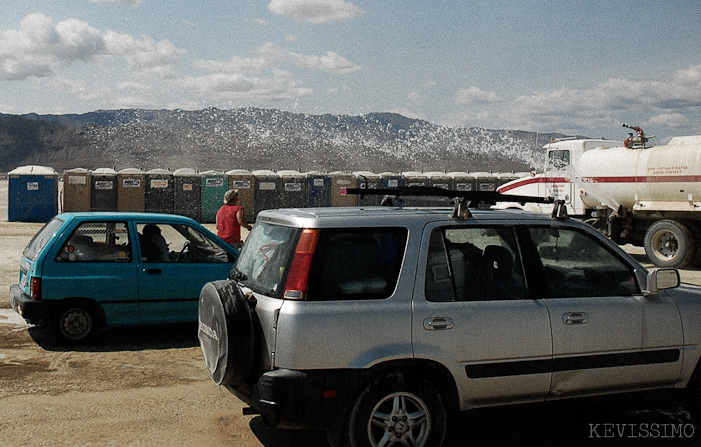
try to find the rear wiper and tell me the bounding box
[229,267,248,282]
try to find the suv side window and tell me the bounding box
[306,228,407,301]
[528,226,640,298]
[425,226,527,301]
[58,222,131,262]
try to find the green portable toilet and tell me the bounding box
[90,168,118,212]
[117,168,146,213]
[145,169,174,214]
[304,171,331,208]
[173,168,201,221]
[329,171,357,207]
[62,168,91,212]
[200,170,228,223]
[8,165,58,222]
[226,169,255,224]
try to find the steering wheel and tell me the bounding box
[176,241,190,262]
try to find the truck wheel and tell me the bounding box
[198,280,254,386]
[644,220,695,268]
[51,301,102,346]
[346,371,446,447]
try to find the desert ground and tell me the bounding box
[2,178,701,446]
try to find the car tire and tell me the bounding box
[644,220,695,268]
[198,280,254,386]
[346,371,446,447]
[51,301,102,346]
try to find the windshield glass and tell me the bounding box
[23,217,65,261]
[235,223,300,298]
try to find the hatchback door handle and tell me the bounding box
[563,312,589,325]
[424,317,454,331]
[143,268,162,275]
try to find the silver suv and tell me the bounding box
[198,190,701,447]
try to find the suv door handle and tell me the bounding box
[563,312,589,325]
[423,317,454,331]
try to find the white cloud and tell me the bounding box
[268,0,364,24]
[195,42,362,75]
[455,86,503,104]
[0,13,184,81]
[176,69,313,102]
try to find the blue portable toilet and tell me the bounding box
[305,171,331,208]
[8,165,58,222]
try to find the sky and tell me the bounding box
[1,0,701,142]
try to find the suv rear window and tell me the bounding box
[23,217,65,261]
[306,228,407,301]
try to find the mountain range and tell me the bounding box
[0,108,569,174]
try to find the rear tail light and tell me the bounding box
[30,277,42,300]
[282,229,319,300]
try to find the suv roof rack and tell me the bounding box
[343,186,556,219]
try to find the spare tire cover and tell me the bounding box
[198,280,254,386]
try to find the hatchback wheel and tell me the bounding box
[52,302,101,345]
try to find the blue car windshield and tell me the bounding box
[23,217,65,261]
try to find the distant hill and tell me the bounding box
[0,108,569,173]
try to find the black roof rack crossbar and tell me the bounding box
[344,186,554,205]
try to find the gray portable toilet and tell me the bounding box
[90,168,118,212]
[353,171,382,206]
[278,170,307,209]
[252,170,279,219]
[449,172,476,193]
[200,170,228,223]
[145,169,174,214]
[305,171,331,208]
[173,168,201,221]
[474,172,499,192]
[402,171,429,207]
[329,171,357,207]
[226,169,256,224]
[497,172,520,186]
[62,168,91,213]
[426,171,452,207]
[8,165,58,222]
[117,168,146,213]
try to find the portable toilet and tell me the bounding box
[8,165,58,222]
[329,171,357,207]
[145,169,174,214]
[402,171,429,207]
[90,168,118,212]
[200,170,228,223]
[117,168,146,213]
[173,168,201,221]
[278,170,307,209]
[448,172,476,193]
[226,169,255,223]
[252,170,279,219]
[305,171,331,208]
[497,172,520,186]
[426,171,452,207]
[353,171,382,206]
[474,172,499,192]
[62,168,91,212]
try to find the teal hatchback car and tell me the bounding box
[10,212,238,345]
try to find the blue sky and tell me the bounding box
[1,0,701,141]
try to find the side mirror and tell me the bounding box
[643,268,680,295]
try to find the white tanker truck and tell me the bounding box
[497,126,701,268]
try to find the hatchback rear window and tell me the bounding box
[23,217,65,261]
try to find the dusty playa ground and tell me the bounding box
[2,179,701,446]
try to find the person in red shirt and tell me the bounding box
[216,189,252,249]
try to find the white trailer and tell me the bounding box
[497,133,701,268]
